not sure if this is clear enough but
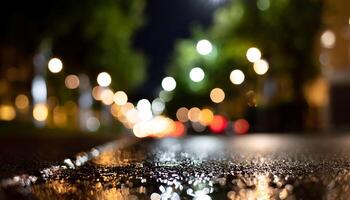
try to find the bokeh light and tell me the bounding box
[113,91,128,106]
[321,30,336,48]
[161,76,176,91]
[169,121,186,137]
[196,39,213,55]
[188,107,201,122]
[48,58,63,73]
[0,105,16,121]
[33,103,48,122]
[257,0,270,11]
[253,59,269,75]
[92,86,104,101]
[137,99,151,111]
[199,108,214,126]
[86,117,100,132]
[189,67,205,82]
[209,115,227,133]
[230,69,245,85]
[176,107,189,122]
[97,72,112,87]
[233,119,250,134]
[151,98,165,115]
[65,74,80,89]
[210,88,225,103]
[246,47,262,63]
[15,94,29,110]
[100,89,114,105]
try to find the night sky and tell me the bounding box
[134,0,226,99]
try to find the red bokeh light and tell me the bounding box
[169,121,186,137]
[233,119,249,134]
[209,115,227,133]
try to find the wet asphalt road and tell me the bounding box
[2,134,350,199]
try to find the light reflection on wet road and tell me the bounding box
[3,135,350,199]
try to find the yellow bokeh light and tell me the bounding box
[113,91,128,106]
[48,58,63,73]
[246,47,261,63]
[199,108,214,126]
[15,94,29,110]
[176,107,189,122]
[0,105,16,121]
[65,75,80,89]
[53,106,67,127]
[33,103,48,122]
[110,104,121,118]
[210,88,225,103]
[188,107,201,122]
[253,59,269,75]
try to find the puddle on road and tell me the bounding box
[3,135,350,199]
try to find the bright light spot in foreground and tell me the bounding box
[65,74,80,89]
[97,72,111,87]
[161,76,176,91]
[189,67,205,82]
[33,103,48,122]
[113,91,128,106]
[0,105,16,121]
[15,94,29,110]
[176,107,189,122]
[196,39,213,55]
[321,30,336,48]
[209,115,227,133]
[133,116,175,138]
[86,117,100,132]
[210,88,225,103]
[230,69,245,85]
[246,47,262,63]
[151,98,165,115]
[253,59,269,75]
[48,58,63,73]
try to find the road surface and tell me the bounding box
[2,134,350,199]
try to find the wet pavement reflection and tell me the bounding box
[3,135,350,199]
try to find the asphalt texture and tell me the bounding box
[2,134,350,200]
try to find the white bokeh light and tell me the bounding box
[320,30,336,48]
[161,76,176,91]
[246,47,262,63]
[151,98,165,115]
[113,91,128,106]
[86,117,100,132]
[48,58,63,73]
[230,69,245,85]
[253,59,269,75]
[97,72,111,87]
[137,99,151,111]
[189,67,205,82]
[196,39,213,55]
